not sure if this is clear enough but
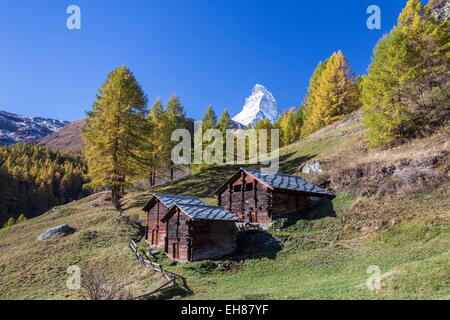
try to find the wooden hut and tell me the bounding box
[214,168,334,226]
[142,194,204,247]
[161,204,242,262]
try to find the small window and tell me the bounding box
[233,185,242,192]
[245,183,254,191]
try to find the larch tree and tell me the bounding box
[301,60,328,138]
[217,109,233,133]
[217,109,234,162]
[279,108,302,146]
[362,0,449,147]
[254,118,274,152]
[145,98,167,186]
[192,105,217,173]
[301,51,359,137]
[313,51,360,126]
[82,66,148,210]
[165,94,188,181]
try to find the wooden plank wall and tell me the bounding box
[218,171,271,224]
[146,201,168,248]
[271,191,309,216]
[165,208,191,261]
[191,220,237,261]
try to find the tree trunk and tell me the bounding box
[111,187,122,211]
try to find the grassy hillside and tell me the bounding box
[0,192,165,300]
[1,112,449,299]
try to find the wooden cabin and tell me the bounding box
[142,194,204,248]
[161,204,242,262]
[215,168,334,226]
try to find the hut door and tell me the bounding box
[250,211,258,223]
[151,230,158,245]
[172,242,179,260]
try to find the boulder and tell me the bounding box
[300,162,323,175]
[37,224,74,241]
[429,0,450,22]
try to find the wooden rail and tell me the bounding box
[129,239,192,298]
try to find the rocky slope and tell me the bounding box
[0,110,68,145]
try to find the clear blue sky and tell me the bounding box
[0,0,409,121]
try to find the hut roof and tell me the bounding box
[162,204,242,222]
[214,168,334,197]
[142,194,204,212]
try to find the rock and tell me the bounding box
[429,0,450,22]
[300,162,323,175]
[37,224,74,240]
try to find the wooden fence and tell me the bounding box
[129,239,192,299]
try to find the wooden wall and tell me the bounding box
[271,191,309,216]
[165,209,238,262]
[165,207,191,261]
[217,171,321,225]
[191,220,237,261]
[145,201,168,248]
[217,171,271,225]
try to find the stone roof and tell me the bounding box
[142,194,204,211]
[242,168,333,196]
[175,204,242,222]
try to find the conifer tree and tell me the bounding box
[82,66,148,210]
[254,118,274,152]
[192,106,218,173]
[3,217,16,228]
[166,94,186,118]
[17,214,27,223]
[301,52,359,136]
[217,109,233,133]
[301,60,328,137]
[165,94,188,181]
[145,98,167,186]
[216,109,235,162]
[279,108,301,146]
[314,51,359,125]
[362,0,449,147]
[202,105,217,131]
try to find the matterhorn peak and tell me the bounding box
[232,84,281,127]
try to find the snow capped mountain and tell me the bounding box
[232,84,282,127]
[0,110,69,146]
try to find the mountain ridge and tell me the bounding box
[0,110,69,146]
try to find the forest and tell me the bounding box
[0,144,89,227]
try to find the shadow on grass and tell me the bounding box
[144,285,192,300]
[229,230,283,261]
[304,199,337,221]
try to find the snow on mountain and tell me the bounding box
[0,110,69,146]
[232,84,282,127]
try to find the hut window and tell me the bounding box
[245,183,254,191]
[233,185,242,192]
